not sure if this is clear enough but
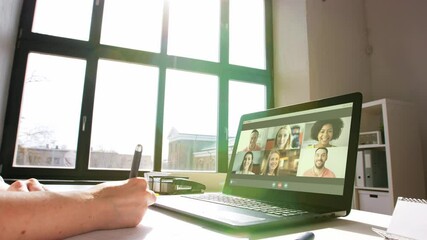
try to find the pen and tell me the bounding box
[129,144,143,178]
[295,232,314,240]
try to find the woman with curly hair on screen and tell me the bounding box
[310,118,344,148]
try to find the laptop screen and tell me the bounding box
[226,93,362,199]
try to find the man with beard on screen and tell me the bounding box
[303,147,336,178]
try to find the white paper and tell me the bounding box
[386,197,427,240]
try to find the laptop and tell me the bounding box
[153,92,363,230]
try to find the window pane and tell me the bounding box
[228,81,266,164]
[89,60,158,170]
[162,70,218,171]
[14,53,86,168]
[101,0,164,52]
[229,81,266,138]
[168,0,220,62]
[32,0,93,41]
[229,0,266,69]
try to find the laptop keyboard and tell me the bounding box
[184,193,308,217]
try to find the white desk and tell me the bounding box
[65,207,390,240]
[46,185,390,239]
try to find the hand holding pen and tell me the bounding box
[129,144,143,178]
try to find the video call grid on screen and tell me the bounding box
[229,103,354,195]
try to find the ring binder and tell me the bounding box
[398,197,427,204]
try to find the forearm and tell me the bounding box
[0,190,104,240]
[0,178,155,239]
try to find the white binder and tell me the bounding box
[355,150,365,187]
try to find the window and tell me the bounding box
[229,0,266,69]
[89,59,159,170]
[32,0,93,41]
[100,0,163,52]
[162,70,218,171]
[14,53,86,169]
[228,81,266,138]
[0,0,273,180]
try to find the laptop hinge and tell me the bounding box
[334,210,347,217]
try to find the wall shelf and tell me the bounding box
[358,144,386,149]
[352,99,426,215]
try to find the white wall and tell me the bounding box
[306,0,372,101]
[273,0,427,192]
[272,0,310,106]
[273,0,372,106]
[365,0,427,187]
[0,0,23,151]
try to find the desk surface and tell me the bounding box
[65,207,390,240]
[47,185,390,240]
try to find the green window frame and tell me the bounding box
[0,0,273,181]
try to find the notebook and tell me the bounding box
[373,197,427,240]
[153,92,363,230]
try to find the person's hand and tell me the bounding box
[7,178,48,192]
[89,177,156,229]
